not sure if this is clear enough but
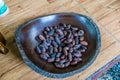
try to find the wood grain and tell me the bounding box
[47,0,57,3]
[0,0,120,80]
[77,0,120,25]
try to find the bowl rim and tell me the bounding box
[15,12,101,78]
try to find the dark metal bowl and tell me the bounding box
[15,12,101,78]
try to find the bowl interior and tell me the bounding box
[18,13,99,73]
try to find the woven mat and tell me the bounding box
[87,55,120,80]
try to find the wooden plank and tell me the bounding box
[104,18,120,41]
[0,63,32,80]
[47,0,57,3]
[76,0,120,25]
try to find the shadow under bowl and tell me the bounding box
[15,12,101,78]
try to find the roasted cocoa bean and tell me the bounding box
[72,40,75,45]
[56,53,62,58]
[78,30,84,36]
[80,36,84,41]
[38,34,45,40]
[45,27,50,31]
[75,37,79,45]
[39,45,46,52]
[55,57,60,62]
[74,58,82,62]
[57,29,63,36]
[71,60,78,65]
[52,41,58,47]
[69,53,72,62]
[74,52,82,57]
[51,53,57,58]
[48,30,55,35]
[71,27,78,31]
[55,63,61,68]
[58,47,62,52]
[60,59,67,64]
[63,31,67,36]
[61,55,65,59]
[81,41,88,46]
[63,47,69,55]
[53,47,58,52]
[64,61,70,67]
[49,46,53,54]
[43,53,50,58]
[36,46,41,54]
[55,36,61,45]
[69,48,74,53]
[40,54,48,60]
[48,57,55,62]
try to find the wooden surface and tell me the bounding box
[0,0,120,80]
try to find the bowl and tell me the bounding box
[15,12,101,78]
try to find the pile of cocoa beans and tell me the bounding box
[35,23,88,68]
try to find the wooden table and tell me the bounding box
[0,0,120,80]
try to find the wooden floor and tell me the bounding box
[0,0,120,80]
